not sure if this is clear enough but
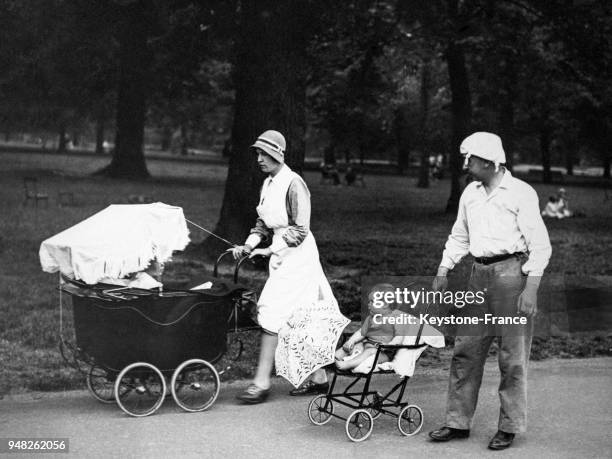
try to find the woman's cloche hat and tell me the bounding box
[251,130,286,163]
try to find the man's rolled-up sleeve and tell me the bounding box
[517,187,552,276]
[440,192,470,270]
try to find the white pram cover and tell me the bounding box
[39,203,190,284]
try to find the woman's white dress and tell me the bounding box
[247,164,349,386]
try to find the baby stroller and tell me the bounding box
[307,316,444,442]
[40,203,258,417]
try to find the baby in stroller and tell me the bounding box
[335,284,403,371]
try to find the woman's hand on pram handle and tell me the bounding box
[249,247,272,258]
[230,245,253,260]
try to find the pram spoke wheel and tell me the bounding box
[171,359,220,412]
[114,362,166,417]
[308,395,334,425]
[86,365,116,404]
[397,404,423,436]
[345,409,373,442]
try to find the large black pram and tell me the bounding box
[39,203,258,417]
[58,252,257,417]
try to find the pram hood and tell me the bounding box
[39,202,190,284]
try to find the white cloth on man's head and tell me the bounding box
[460,132,506,168]
[39,203,190,284]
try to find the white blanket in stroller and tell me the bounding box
[352,320,445,377]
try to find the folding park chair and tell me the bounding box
[23,177,49,207]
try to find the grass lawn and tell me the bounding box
[1,151,611,396]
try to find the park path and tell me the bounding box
[1,357,610,459]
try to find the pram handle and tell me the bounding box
[213,250,255,284]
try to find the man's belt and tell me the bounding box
[474,252,524,265]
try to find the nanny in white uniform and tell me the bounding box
[232,130,340,404]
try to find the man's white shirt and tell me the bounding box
[440,170,552,276]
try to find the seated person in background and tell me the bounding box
[335,284,404,371]
[541,195,565,219]
[557,188,573,218]
[321,162,341,185]
[345,165,356,186]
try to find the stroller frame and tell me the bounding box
[308,322,428,442]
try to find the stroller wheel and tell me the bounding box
[308,394,334,425]
[398,404,424,436]
[114,362,166,417]
[171,359,220,413]
[86,365,116,404]
[345,409,373,442]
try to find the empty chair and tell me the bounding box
[23,177,49,207]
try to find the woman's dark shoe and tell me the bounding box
[236,384,270,404]
[488,431,515,450]
[429,426,470,442]
[289,380,329,396]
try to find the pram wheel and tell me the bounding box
[345,409,373,442]
[397,404,423,436]
[171,359,220,412]
[114,362,167,417]
[308,394,334,425]
[86,365,116,404]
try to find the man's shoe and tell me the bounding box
[429,426,470,442]
[236,384,270,404]
[289,380,329,396]
[488,431,515,450]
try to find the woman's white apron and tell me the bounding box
[256,165,337,333]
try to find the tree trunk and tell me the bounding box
[417,60,431,188]
[180,124,188,155]
[95,115,105,155]
[540,125,552,183]
[393,106,410,174]
[497,59,516,172]
[445,38,472,212]
[204,0,309,253]
[565,147,574,176]
[97,2,150,178]
[57,123,68,153]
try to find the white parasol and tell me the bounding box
[276,299,350,388]
[39,203,190,284]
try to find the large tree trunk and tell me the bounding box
[445,38,472,213]
[393,106,410,174]
[97,2,150,178]
[204,0,309,254]
[417,60,431,188]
